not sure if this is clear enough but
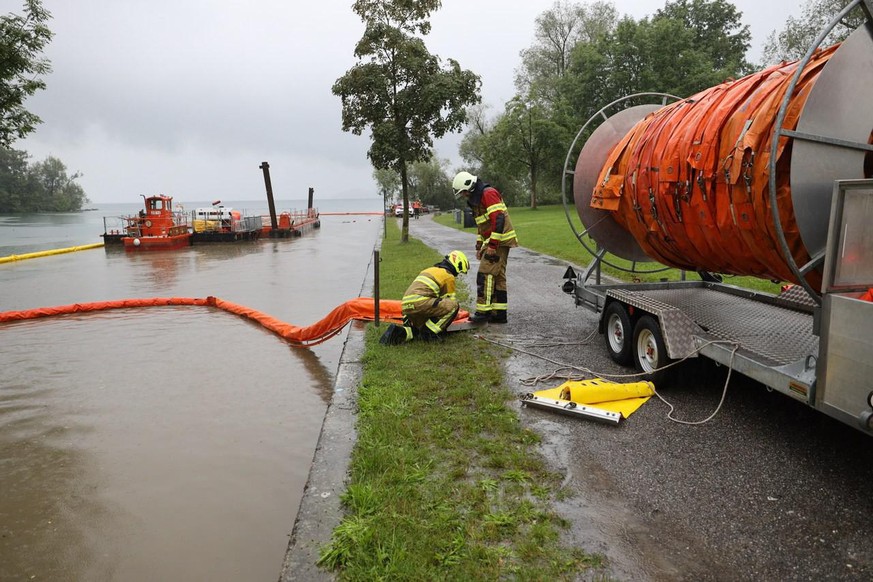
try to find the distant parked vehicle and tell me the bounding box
[394,204,404,217]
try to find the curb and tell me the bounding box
[278,322,364,581]
[279,230,383,581]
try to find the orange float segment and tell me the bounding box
[586,45,842,288]
[0,297,469,348]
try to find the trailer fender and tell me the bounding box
[605,289,700,360]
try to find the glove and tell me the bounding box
[484,249,499,263]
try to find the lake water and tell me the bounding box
[0,199,384,581]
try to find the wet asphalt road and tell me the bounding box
[408,214,873,581]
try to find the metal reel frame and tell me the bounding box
[561,93,680,278]
[768,0,873,305]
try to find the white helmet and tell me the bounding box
[452,171,477,197]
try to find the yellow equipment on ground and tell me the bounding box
[521,378,655,424]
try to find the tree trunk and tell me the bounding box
[530,166,538,209]
[400,162,410,243]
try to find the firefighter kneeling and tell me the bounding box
[380,250,470,345]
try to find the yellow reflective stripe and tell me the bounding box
[491,302,508,310]
[490,229,516,242]
[474,214,487,225]
[476,235,485,243]
[426,320,443,333]
[477,274,494,312]
[486,202,507,213]
[414,274,440,294]
[401,295,430,308]
[436,313,454,327]
[445,292,456,300]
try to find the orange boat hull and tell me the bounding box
[122,234,192,250]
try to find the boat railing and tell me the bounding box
[237,215,262,232]
[259,209,319,229]
[103,216,127,236]
[173,211,190,226]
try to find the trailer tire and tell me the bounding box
[633,315,671,384]
[604,302,633,365]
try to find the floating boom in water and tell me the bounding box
[0,296,468,348]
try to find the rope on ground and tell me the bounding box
[476,332,741,426]
[495,326,599,350]
[654,342,739,426]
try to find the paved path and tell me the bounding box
[284,214,873,581]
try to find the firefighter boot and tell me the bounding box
[490,311,507,324]
[419,327,444,343]
[380,324,412,345]
[469,311,491,324]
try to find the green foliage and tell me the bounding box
[374,156,455,212]
[760,0,863,65]
[406,156,455,211]
[461,0,753,214]
[333,0,481,241]
[486,97,569,209]
[373,167,401,203]
[516,0,619,104]
[0,149,89,212]
[0,0,53,147]
[0,147,29,211]
[655,0,753,77]
[560,0,751,124]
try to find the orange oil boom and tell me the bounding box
[0,297,469,347]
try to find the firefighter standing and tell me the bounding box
[380,250,470,345]
[452,171,517,323]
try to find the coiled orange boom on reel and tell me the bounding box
[568,23,873,297]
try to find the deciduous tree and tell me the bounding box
[761,0,866,65]
[558,0,750,135]
[0,147,29,212]
[333,0,480,242]
[0,151,88,213]
[0,0,53,147]
[516,0,618,105]
[27,156,87,212]
[487,97,568,209]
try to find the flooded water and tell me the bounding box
[0,199,383,581]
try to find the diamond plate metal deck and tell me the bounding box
[626,287,818,367]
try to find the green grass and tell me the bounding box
[317,220,603,581]
[434,205,783,293]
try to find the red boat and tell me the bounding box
[121,194,192,250]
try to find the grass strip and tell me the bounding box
[317,220,601,580]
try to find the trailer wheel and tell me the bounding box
[633,315,671,384]
[604,302,633,365]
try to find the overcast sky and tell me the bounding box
[11,0,802,203]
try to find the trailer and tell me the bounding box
[560,3,873,435]
[563,180,873,433]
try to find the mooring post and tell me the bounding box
[373,249,380,326]
[259,162,279,233]
[307,187,314,214]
